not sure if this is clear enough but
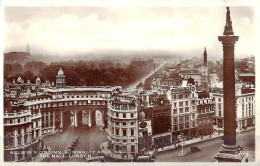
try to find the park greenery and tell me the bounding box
[4,59,156,88]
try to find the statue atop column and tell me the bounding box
[226,7,232,26]
[224,6,234,35]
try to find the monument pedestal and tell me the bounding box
[215,144,247,162]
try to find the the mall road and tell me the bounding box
[155,129,255,162]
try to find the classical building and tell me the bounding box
[212,86,255,132]
[36,77,41,86]
[56,67,66,88]
[4,102,43,161]
[106,95,138,159]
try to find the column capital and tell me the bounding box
[218,35,239,44]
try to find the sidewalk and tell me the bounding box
[156,132,224,153]
[156,126,255,153]
[100,142,133,161]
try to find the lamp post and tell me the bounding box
[178,133,186,156]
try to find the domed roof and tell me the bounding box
[58,67,64,75]
[36,76,41,81]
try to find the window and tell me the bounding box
[123,114,126,118]
[179,116,183,122]
[179,102,183,107]
[131,145,135,152]
[174,125,178,131]
[179,108,183,113]
[123,139,127,143]
[179,124,183,130]
[123,122,126,126]
[218,103,222,111]
[116,128,119,135]
[174,95,177,100]
[218,98,221,102]
[185,101,188,106]
[131,139,134,142]
[123,129,127,136]
[131,113,134,118]
[131,122,134,126]
[131,129,134,136]
[173,109,177,114]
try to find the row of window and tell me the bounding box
[216,96,255,103]
[173,101,189,107]
[173,115,192,123]
[173,107,190,114]
[111,111,135,119]
[110,137,136,143]
[173,122,194,131]
[112,128,136,137]
[172,93,190,100]
[32,100,106,109]
[112,121,135,126]
[4,117,31,125]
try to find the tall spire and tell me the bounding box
[26,43,30,53]
[223,7,234,35]
[203,47,207,67]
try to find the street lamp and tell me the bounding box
[178,133,186,156]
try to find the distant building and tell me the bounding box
[200,48,210,90]
[196,91,215,136]
[56,67,66,88]
[169,86,197,142]
[4,52,32,65]
[212,86,255,132]
[36,77,41,86]
[238,73,255,85]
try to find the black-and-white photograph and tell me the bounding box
[1,0,257,164]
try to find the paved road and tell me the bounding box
[155,129,255,162]
[125,62,166,91]
[42,125,107,162]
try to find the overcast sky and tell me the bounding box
[4,6,255,58]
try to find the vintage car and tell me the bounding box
[190,146,201,152]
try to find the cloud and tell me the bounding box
[4,7,254,58]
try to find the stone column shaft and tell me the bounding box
[53,111,55,129]
[219,38,238,146]
[44,112,47,128]
[48,111,51,128]
[60,110,63,128]
[75,110,78,127]
[14,128,18,147]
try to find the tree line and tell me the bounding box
[5,59,155,88]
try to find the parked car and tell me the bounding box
[190,146,200,152]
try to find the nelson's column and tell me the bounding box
[214,7,248,162]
